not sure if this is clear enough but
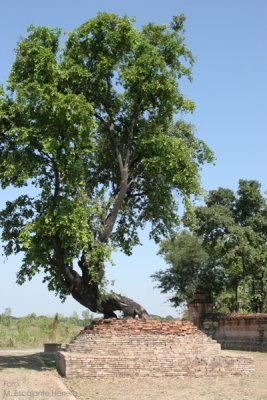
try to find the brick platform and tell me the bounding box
[57,319,254,378]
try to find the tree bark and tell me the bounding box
[54,249,151,320]
[70,279,151,320]
[101,292,151,319]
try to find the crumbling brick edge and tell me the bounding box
[56,319,255,379]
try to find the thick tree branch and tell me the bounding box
[97,119,130,242]
[52,236,77,284]
[53,236,99,311]
[108,121,124,175]
[78,251,90,283]
[99,178,130,243]
[124,104,141,167]
[97,100,142,243]
[50,163,90,297]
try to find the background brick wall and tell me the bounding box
[202,313,267,351]
[188,293,267,351]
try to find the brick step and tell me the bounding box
[57,319,254,378]
[66,344,220,352]
[57,352,254,378]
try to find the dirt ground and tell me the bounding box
[63,351,267,400]
[0,351,76,400]
[0,350,267,400]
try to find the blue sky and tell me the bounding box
[0,0,267,317]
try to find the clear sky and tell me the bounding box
[0,0,267,318]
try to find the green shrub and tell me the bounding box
[0,310,88,349]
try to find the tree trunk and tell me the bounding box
[53,236,150,320]
[101,292,151,319]
[70,280,150,320]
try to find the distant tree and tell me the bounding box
[3,307,12,317]
[70,311,80,324]
[154,180,267,313]
[190,180,267,312]
[26,312,37,320]
[164,315,175,321]
[0,307,12,326]
[152,231,223,307]
[0,13,213,319]
[82,309,92,326]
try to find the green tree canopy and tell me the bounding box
[0,13,213,318]
[152,231,223,307]
[194,180,267,312]
[154,180,267,313]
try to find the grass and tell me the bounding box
[0,312,91,349]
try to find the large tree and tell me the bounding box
[0,13,213,318]
[154,180,267,313]
[193,180,267,312]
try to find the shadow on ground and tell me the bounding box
[0,353,45,371]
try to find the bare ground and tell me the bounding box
[0,351,76,400]
[0,350,267,400]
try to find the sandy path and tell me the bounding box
[0,351,76,400]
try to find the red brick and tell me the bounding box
[57,319,254,378]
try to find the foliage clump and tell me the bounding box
[0,13,213,317]
[153,180,267,313]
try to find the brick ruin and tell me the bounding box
[57,318,254,378]
[188,293,267,351]
[202,313,267,352]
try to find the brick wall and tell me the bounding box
[57,319,254,378]
[188,293,267,352]
[188,292,213,327]
[202,313,267,351]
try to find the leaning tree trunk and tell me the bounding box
[60,132,151,319]
[70,277,150,320]
[101,292,150,319]
[55,245,151,320]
